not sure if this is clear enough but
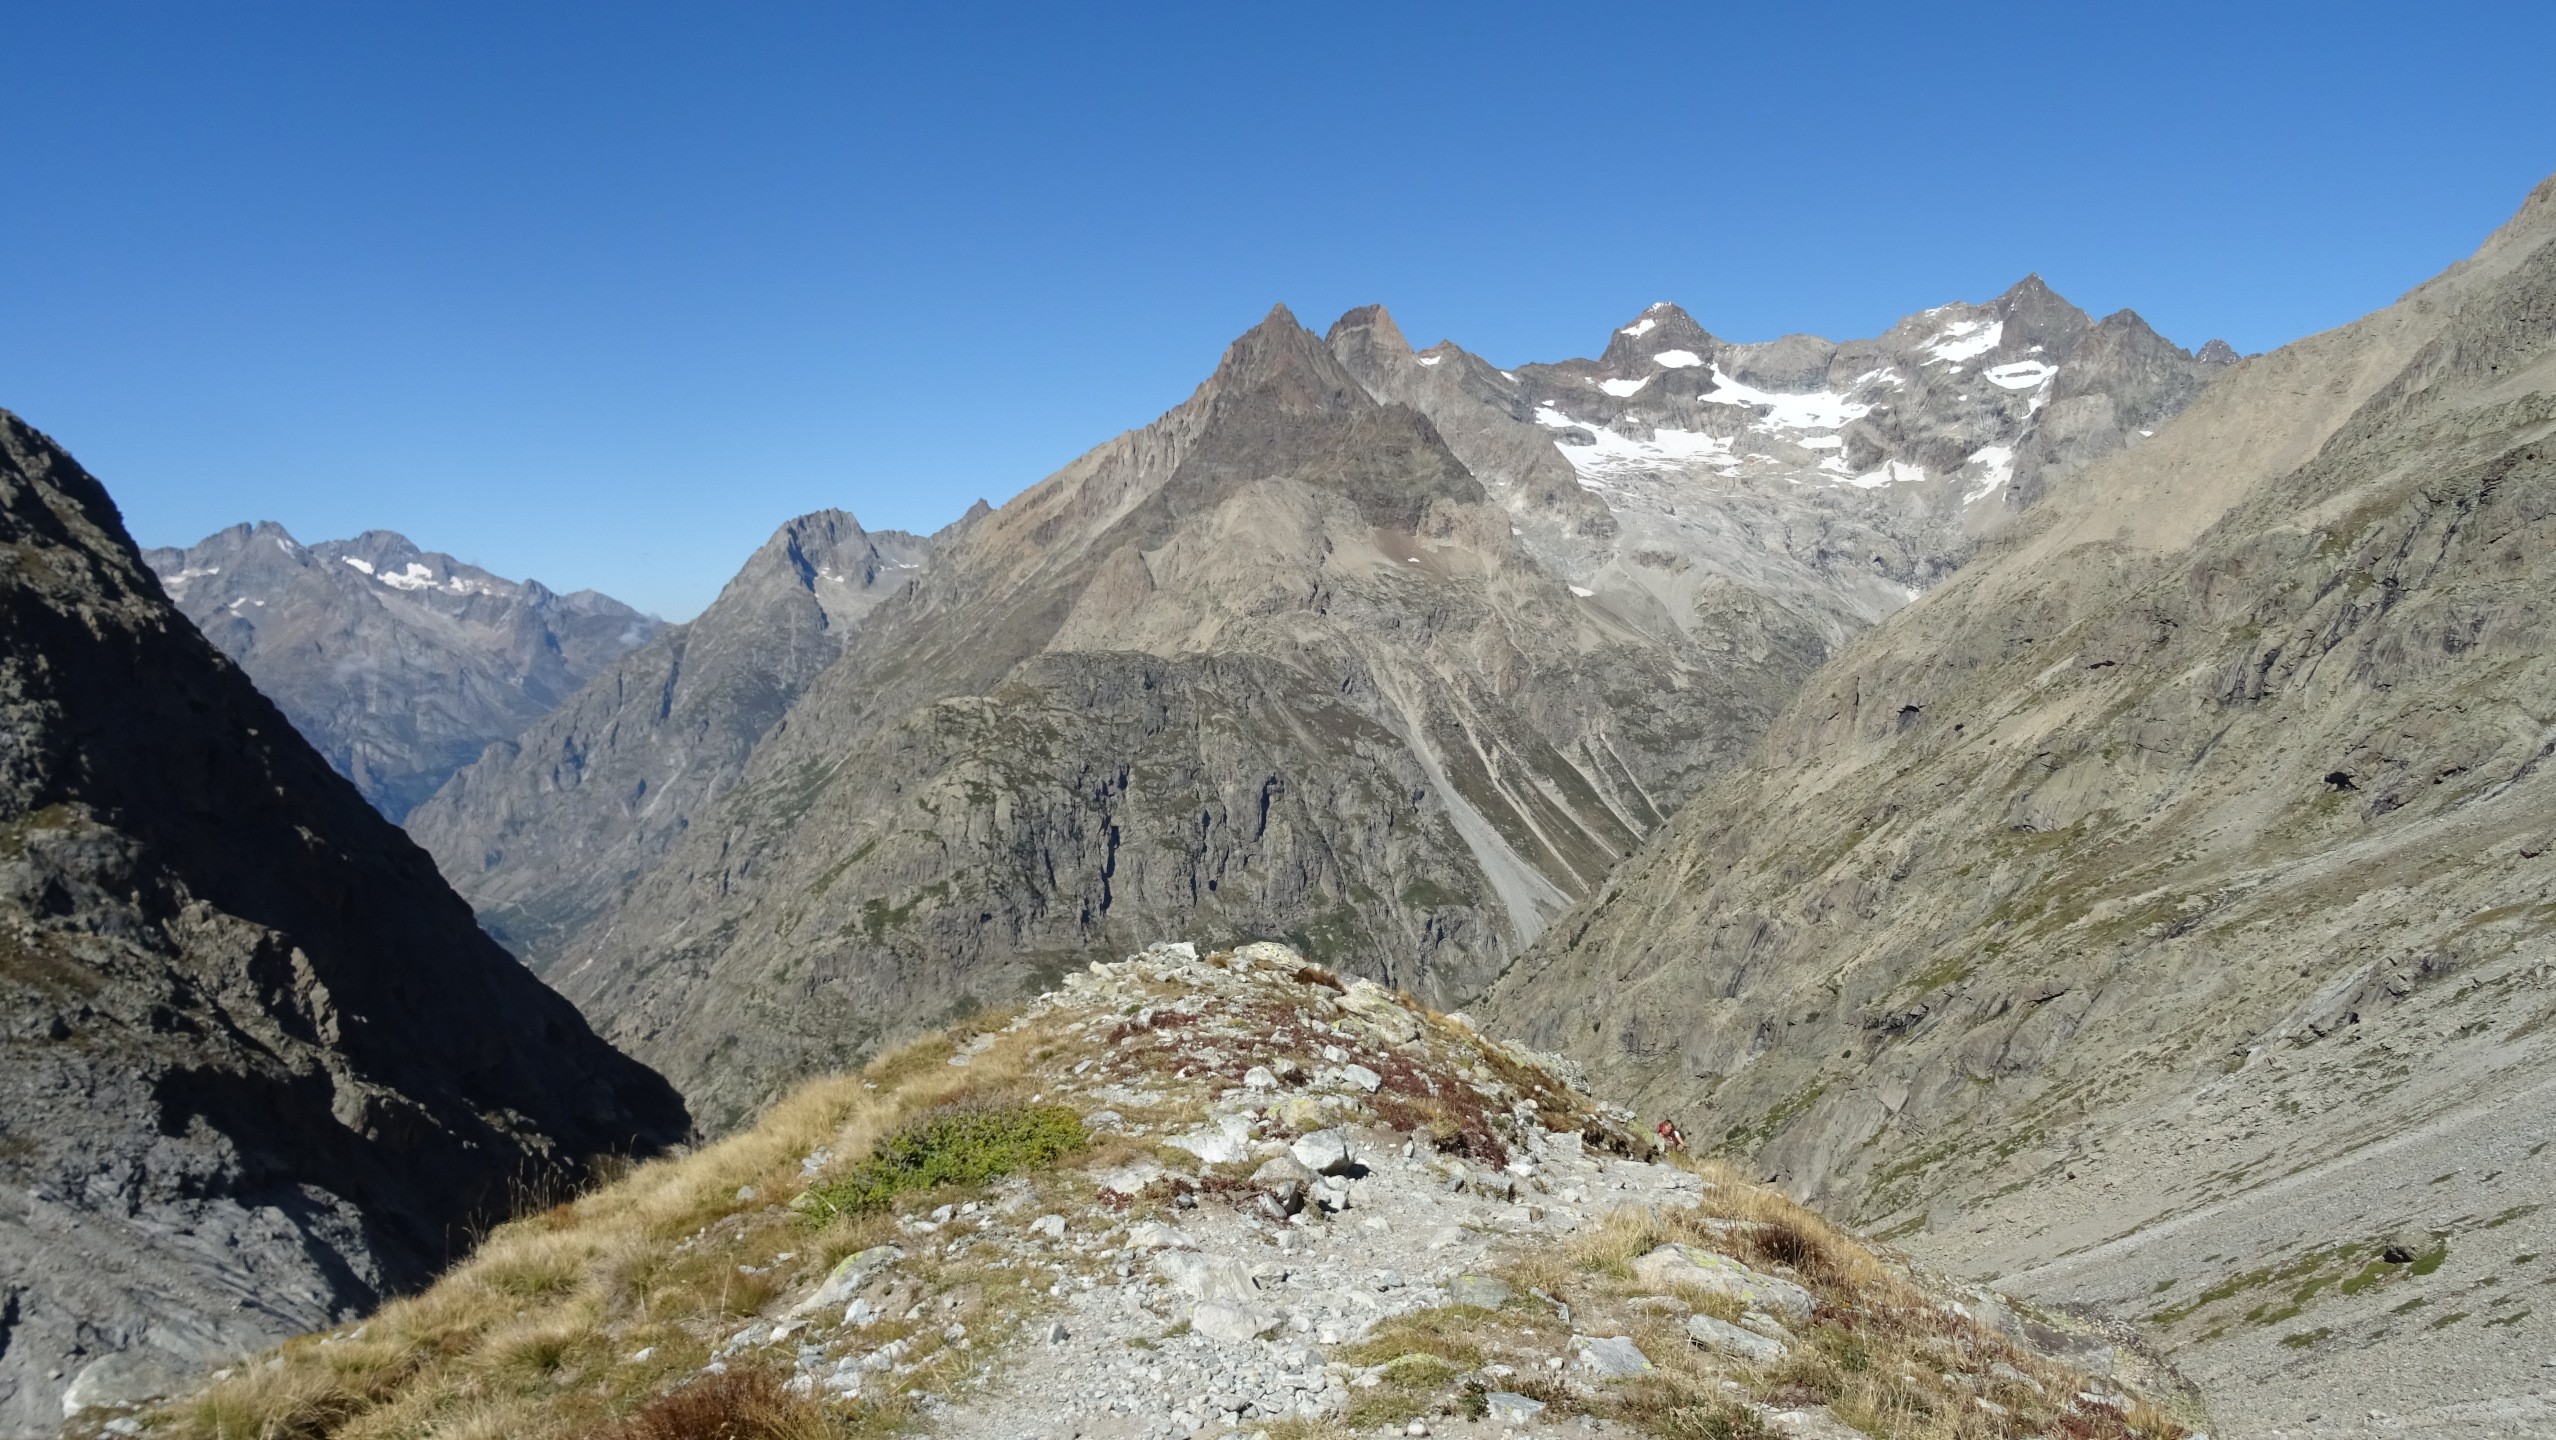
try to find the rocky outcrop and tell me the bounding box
[144,524,661,820]
[1486,173,2556,1436]
[149,941,2199,1440]
[404,510,936,968]
[0,411,688,1435]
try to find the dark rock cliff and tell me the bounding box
[0,411,687,1434]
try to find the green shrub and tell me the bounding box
[799,1103,1086,1219]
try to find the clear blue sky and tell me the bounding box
[4,2,2549,619]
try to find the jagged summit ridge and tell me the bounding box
[1599,301,1719,370]
[145,520,662,819]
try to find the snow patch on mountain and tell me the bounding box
[1964,445,2016,503]
[1535,406,1740,485]
[1699,366,1874,431]
[1924,319,2003,364]
[1985,360,2057,390]
[1848,460,1927,490]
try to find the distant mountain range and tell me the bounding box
[143,525,662,820]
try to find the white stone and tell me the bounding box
[1191,1300,1281,1344]
[1291,1129,1356,1175]
[1244,1065,1277,1090]
[1339,1064,1383,1093]
[1029,1213,1066,1239]
[1485,1392,1547,1423]
[790,1244,904,1318]
[1095,1159,1162,1195]
[1168,1115,1255,1165]
[1153,1251,1260,1304]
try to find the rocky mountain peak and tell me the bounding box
[1982,272,2095,354]
[1200,303,1368,420]
[1485,168,2556,1434]
[2194,337,2242,365]
[1598,301,1718,370]
[1323,302,1411,353]
[408,505,944,969]
[1322,303,1419,382]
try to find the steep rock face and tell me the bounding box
[0,412,687,1435]
[1486,175,2556,1436]
[1329,281,2228,657]
[404,511,934,968]
[549,308,1755,1128]
[144,525,661,820]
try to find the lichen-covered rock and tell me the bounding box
[1573,1335,1653,1377]
[1686,1312,1788,1364]
[1632,1245,1817,1322]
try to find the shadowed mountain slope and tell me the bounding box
[0,412,687,1436]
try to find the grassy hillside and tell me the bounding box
[129,945,2198,1440]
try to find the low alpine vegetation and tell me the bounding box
[798,1103,1087,1221]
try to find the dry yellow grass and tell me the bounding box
[147,950,2199,1440]
[157,1008,1063,1440]
[1337,1154,2202,1440]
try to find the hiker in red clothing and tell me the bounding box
[1655,1118,1687,1151]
